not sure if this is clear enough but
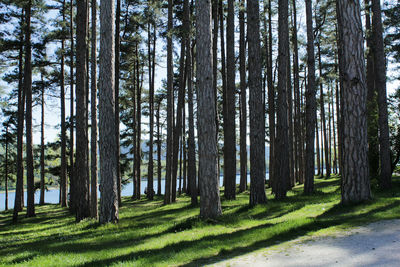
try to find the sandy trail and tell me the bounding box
[210,219,400,267]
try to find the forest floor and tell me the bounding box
[1,175,400,266]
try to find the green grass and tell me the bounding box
[1,175,400,267]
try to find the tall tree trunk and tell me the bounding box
[287,39,294,188]
[316,118,320,175]
[332,81,338,174]
[182,105,187,193]
[132,63,137,198]
[328,84,333,174]
[147,16,155,200]
[115,0,121,206]
[172,0,189,202]
[76,0,90,221]
[69,0,75,213]
[40,74,45,205]
[372,0,392,189]
[219,0,227,188]
[99,0,119,224]
[25,0,35,218]
[13,8,25,221]
[60,0,68,207]
[156,101,162,196]
[224,0,236,200]
[239,0,247,193]
[5,125,9,211]
[336,0,371,204]
[164,0,173,205]
[304,0,317,194]
[212,0,219,171]
[317,40,331,178]
[196,0,222,219]
[187,40,197,205]
[248,0,267,206]
[267,0,275,189]
[90,0,98,218]
[364,0,379,179]
[135,52,142,200]
[274,0,290,199]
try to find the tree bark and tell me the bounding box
[25,0,35,218]
[76,0,90,221]
[40,74,45,205]
[90,0,98,218]
[69,0,75,213]
[304,0,317,194]
[135,51,142,200]
[13,8,25,221]
[99,0,119,224]
[274,0,290,199]
[336,0,371,204]
[196,0,222,219]
[115,0,121,206]
[164,0,173,205]
[156,100,162,196]
[239,0,247,193]
[224,0,236,200]
[372,0,392,189]
[248,0,267,206]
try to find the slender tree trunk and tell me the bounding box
[147,17,154,200]
[304,0,317,194]
[59,0,68,207]
[274,0,290,199]
[132,64,137,199]
[76,0,90,221]
[332,81,338,174]
[219,0,227,188]
[115,0,121,206]
[224,0,236,199]
[317,40,331,178]
[267,0,275,189]
[336,0,371,204]
[316,118,320,175]
[364,0,379,179]
[287,39,294,188]
[212,0,219,167]
[196,0,222,218]
[69,0,75,213]
[157,101,162,196]
[372,0,392,189]
[90,0,98,218]
[25,0,35,218]
[172,0,189,202]
[187,40,197,205]
[99,0,118,224]
[5,125,8,210]
[135,53,142,200]
[182,105,187,193]
[328,84,332,174]
[239,0,247,193]
[13,9,25,220]
[164,0,173,205]
[40,74,45,205]
[248,0,267,205]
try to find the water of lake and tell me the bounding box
[0,173,270,211]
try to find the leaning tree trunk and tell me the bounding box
[99,0,119,224]
[372,0,392,189]
[248,0,267,206]
[304,0,317,194]
[25,0,35,218]
[274,0,290,200]
[90,0,98,218]
[76,0,90,222]
[224,0,236,200]
[196,0,222,219]
[239,0,247,193]
[336,0,371,204]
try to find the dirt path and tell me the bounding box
[209,219,400,267]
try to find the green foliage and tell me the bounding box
[1,176,400,266]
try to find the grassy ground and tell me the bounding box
[1,175,400,267]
